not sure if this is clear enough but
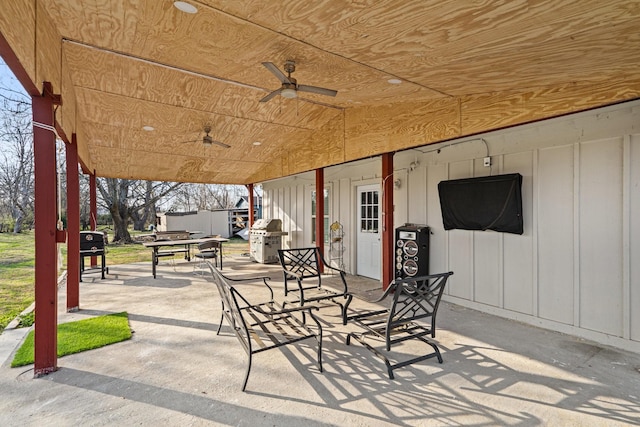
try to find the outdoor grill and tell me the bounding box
[249,219,288,264]
[79,231,108,281]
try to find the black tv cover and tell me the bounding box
[438,173,523,235]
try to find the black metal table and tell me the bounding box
[143,237,228,278]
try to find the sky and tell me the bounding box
[0,58,28,99]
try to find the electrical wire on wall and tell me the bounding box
[408,137,492,174]
[413,137,489,157]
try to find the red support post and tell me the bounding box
[247,184,255,227]
[89,174,97,267]
[33,86,59,376]
[246,183,255,253]
[66,135,80,311]
[316,168,324,273]
[382,153,394,290]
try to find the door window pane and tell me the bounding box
[359,190,379,232]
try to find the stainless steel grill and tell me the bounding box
[249,219,288,263]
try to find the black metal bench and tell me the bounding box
[207,262,323,391]
[277,247,353,325]
[346,271,453,379]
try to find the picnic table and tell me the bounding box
[143,237,228,278]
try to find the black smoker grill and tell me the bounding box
[80,231,108,281]
[249,219,288,264]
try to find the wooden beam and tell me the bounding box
[0,28,38,96]
[33,85,59,376]
[66,135,80,311]
[247,184,255,227]
[316,168,324,273]
[90,173,97,267]
[382,152,394,290]
[247,183,255,254]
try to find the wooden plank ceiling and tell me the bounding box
[2,0,639,184]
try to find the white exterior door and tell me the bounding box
[356,184,381,280]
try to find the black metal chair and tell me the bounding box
[208,263,323,391]
[79,231,108,281]
[193,239,222,274]
[277,247,353,325]
[346,271,454,379]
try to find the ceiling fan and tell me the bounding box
[260,60,338,103]
[182,125,230,148]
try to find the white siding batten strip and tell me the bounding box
[573,143,581,328]
[532,149,539,318]
[622,135,631,340]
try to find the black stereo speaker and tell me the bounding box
[395,224,430,279]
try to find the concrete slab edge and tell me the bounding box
[0,271,67,367]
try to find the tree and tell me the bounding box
[96,178,182,243]
[169,183,246,211]
[130,180,155,231]
[0,75,33,233]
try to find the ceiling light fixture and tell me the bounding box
[253,141,262,146]
[173,1,198,14]
[388,78,402,84]
[280,87,297,99]
[142,125,154,131]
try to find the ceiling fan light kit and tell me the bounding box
[280,87,297,98]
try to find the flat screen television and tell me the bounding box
[437,173,523,235]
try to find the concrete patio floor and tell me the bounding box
[1,254,639,426]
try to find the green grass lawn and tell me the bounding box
[0,231,35,331]
[11,311,132,367]
[0,231,249,332]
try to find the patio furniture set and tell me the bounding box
[80,235,453,390]
[209,246,454,391]
[142,232,228,278]
[79,230,227,280]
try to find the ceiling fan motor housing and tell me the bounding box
[284,60,296,74]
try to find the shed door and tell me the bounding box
[356,184,381,280]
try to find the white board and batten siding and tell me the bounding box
[262,100,640,353]
[262,161,381,272]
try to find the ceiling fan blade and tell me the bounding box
[262,62,291,84]
[259,88,282,103]
[297,84,337,97]
[180,139,200,144]
[211,140,231,149]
